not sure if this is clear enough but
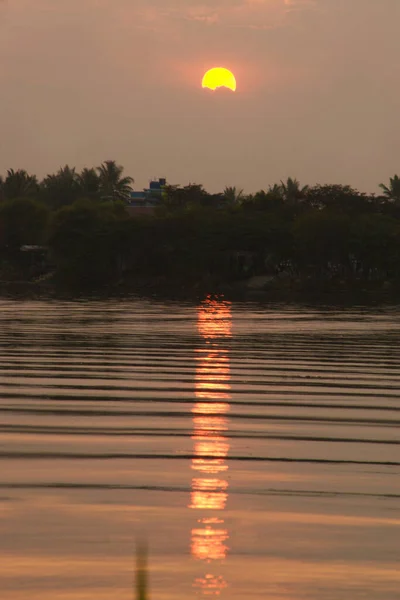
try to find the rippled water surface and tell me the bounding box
[0,296,399,600]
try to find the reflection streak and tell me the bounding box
[190,295,232,596]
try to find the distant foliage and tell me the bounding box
[41,165,81,208]
[0,169,39,200]
[48,198,132,285]
[2,163,400,288]
[0,198,48,251]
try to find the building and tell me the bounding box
[127,178,166,216]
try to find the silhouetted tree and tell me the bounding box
[4,160,400,290]
[351,214,400,280]
[280,177,309,204]
[292,209,352,276]
[161,184,216,211]
[78,168,100,199]
[223,186,244,206]
[41,165,80,208]
[0,169,39,200]
[242,188,283,212]
[48,199,130,284]
[97,160,134,201]
[379,175,400,204]
[305,184,372,214]
[269,183,284,197]
[0,198,49,252]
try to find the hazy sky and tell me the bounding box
[1,0,400,193]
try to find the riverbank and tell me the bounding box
[1,274,399,305]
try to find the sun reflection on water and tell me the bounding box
[190,295,232,596]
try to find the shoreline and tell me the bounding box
[0,276,399,305]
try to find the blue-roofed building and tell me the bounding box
[128,178,166,206]
[149,178,166,193]
[126,178,166,217]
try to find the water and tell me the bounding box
[0,296,399,600]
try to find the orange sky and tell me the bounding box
[1,1,400,193]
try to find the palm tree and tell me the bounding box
[250,186,284,210]
[1,169,39,200]
[268,183,284,199]
[280,177,309,204]
[97,160,134,202]
[77,168,100,199]
[223,186,244,206]
[41,165,80,208]
[379,175,400,203]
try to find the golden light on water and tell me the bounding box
[197,299,233,338]
[190,479,229,511]
[190,295,232,596]
[193,413,228,431]
[191,526,229,561]
[194,438,229,459]
[202,67,237,92]
[194,574,228,596]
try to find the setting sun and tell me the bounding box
[202,67,237,92]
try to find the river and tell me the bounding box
[0,295,399,599]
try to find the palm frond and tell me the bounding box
[379,175,400,201]
[379,183,390,195]
[97,160,134,201]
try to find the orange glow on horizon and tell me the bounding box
[202,68,237,92]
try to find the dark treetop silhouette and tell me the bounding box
[1,163,400,293]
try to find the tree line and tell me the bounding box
[0,160,134,206]
[2,161,400,290]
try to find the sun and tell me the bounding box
[202,67,237,92]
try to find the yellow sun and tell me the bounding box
[202,67,237,92]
